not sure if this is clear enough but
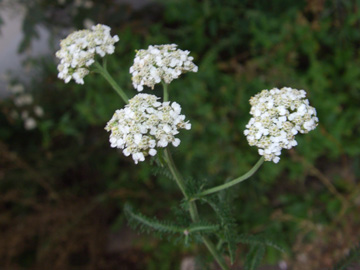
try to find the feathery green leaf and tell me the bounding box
[124,203,184,234]
[201,196,238,264]
[124,203,220,237]
[244,245,265,270]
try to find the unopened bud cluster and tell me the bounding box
[56,24,119,84]
[244,87,318,163]
[129,44,198,91]
[105,94,191,164]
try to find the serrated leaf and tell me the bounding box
[244,245,265,270]
[124,203,184,234]
[124,203,220,237]
[201,196,238,264]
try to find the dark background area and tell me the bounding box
[0,0,360,269]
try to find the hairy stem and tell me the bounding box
[197,157,264,197]
[164,148,187,198]
[162,83,228,270]
[164,148,229,270]
[93,61,129,103]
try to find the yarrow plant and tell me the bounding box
[105,93,191,164]
[244,87,318,163]
[130,44,198,91]
[56,25,319,270]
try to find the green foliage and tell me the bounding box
[124,203,219,244]
[151,153,174,181]
[244,245,266,270]
[200,196,238,264]
[124,203,189,235]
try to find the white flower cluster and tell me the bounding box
[244,87,318,163]
[129,44,198,91]
[105,94,191,164]
[56,24,119,84]
[8,83,44,130]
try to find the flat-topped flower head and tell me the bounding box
[244,87,318,163]
[105,94,191,164]
[56,24,119,84]
[129,44,198,91]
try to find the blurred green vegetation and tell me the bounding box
[1,0,360,269]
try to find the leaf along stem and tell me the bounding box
[125,204,220,234]
[162,83,229,270]
[164,148,229,270]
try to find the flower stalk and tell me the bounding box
[162,83,229,270]
[164,147,229,270]
[197,157,264,197]
[93,61,129,103]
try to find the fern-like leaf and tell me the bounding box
[151,164,174,181]
[124,203,184,234]
[333,241,360,270]
[186,177,207,198]
[201,196,238,264]
[124,203,219,239]
[244,245,265,270]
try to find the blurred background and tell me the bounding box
[0,0,360,269]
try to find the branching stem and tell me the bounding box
[93,61,129,103]
[197,157,264,197]
[162,83,229,270]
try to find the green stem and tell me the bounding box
[188,225,219,233]
[164,148,229,270]
[164,148,187,198]
[216,238,224,250]
[197,157,264,197]
[165,150,229,270]
[93,61,129,104]
[162,83,228,270]
[202,236,229,270]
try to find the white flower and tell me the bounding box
[105,94,191,164]
[24,117,37,130]
[56,24,119,84]
[129,44,198,91]
[34,106,44,117]
[10,84,24,94]
[83,18,95,29]
[244,87,318,163]
[14,94,33,107]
